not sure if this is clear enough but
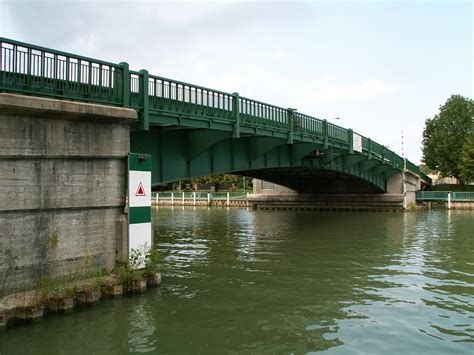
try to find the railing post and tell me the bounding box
[287,108,294,144]
[227,192,230,206]
[139,69,150,130]
[348,128,354,154]
[207,192,211,206]
[182,192,185,204]
[171,192,174,206]
[447,191,451,210]
[156,192,159,205]
[119,62,130,107]
[232,92,240,138]
[323,119,328,149]
[193,192,196,206]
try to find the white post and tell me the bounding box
[171,192,174,206]
[182,192,185,204]
[156,192,159,205]
[193,192,196,206]
[447,191,451,210]
[208,192,211,205]
[227,192,230,206]
[402,159,407,210]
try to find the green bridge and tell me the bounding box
[0,37,431,192]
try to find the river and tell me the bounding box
[1,208,473,354]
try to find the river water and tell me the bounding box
[1,208,473,354]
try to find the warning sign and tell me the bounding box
[135,182,146,196]
[129,170,151,207]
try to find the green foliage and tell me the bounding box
[36,276,76,306]
[191,174,237,186]
[459,132,474,183]
[422,95,474,180]
[116,247,161,283]
[189,174,252,191]
[427,184,474,192]
[142,247,161,280]
[419,163,437,176]
[116,249,143,285]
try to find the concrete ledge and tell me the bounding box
[248,193,403,202]
[248,193,404,211]
[0,93,137,124]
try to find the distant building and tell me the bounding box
[427,173,460,185]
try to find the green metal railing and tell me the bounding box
[416,191,449,201]
[0,37,431,184]
[416,191,474,201]
[452,192,474,201]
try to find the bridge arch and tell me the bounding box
[131,127,401,192]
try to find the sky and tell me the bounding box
[1,0,472,164]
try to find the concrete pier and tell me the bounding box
[0,94,136,296]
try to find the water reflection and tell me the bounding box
[151,208,473,354]
[0,208,472,354]
[128,300,156,353]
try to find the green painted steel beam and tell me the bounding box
[0,36,431,190]
[249,137,287,162]
[187,129,232,161]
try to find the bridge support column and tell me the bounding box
[386,170,421,209]
[0,93,137,296]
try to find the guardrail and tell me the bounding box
[152,191,249,206]
[0,37,431,184]
[416,191,474,202]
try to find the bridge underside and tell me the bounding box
[131,126,399,193]
[239,168,382,194]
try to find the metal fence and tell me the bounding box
[152,191,248,205]
[416,191,474,201]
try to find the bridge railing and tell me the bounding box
[239,96,288,129]
[293,112,323,136]
[0,38,123,105]
[0,37,432,184]
[145,74,235,121]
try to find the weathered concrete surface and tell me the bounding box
[253,179,296,195]
[386,171,421,207]
[0,94,136,297]
[451,202,474,210]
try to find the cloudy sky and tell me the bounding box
[1,0,472,163]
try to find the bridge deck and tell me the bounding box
[0,37,431,185]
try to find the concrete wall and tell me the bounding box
[0,94,136,296]
[252,179,296,195]
[386,171,421,207]
[253,171,421,211]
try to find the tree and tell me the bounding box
[422,95,474,181]
[191,174,237,191]
[459,132,474,183]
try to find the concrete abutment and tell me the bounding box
[0,94,136,296]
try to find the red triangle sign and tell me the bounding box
[135,182,146,196]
